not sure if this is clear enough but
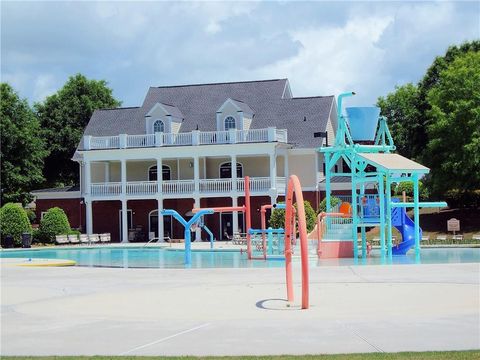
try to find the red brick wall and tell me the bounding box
[35,198,85,229]
[91,200,121,241]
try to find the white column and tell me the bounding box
[157,198,164,242]
[269,152,277,190]
[156,158,162,193]
[232,196,239,235]
[104,162,110,182]
[194,156,199,193]
[84,160,91,195]
[121,159,127,195]
[85,198,93,235]
[121,199,128,243]
[194,197,201,241]
[284,152,289,178]
[231,155,237,191]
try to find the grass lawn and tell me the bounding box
[2,351,480,359]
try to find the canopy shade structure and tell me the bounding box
[356,153,430,174]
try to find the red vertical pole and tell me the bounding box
[245,176,252,260]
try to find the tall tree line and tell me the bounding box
[1,74,121,205]
[377,41,480,206]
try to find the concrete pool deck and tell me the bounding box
[1,257,479,356]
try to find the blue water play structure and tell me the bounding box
[319,92,447,259]
[161,208,214,266]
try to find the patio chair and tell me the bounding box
[100,233,111,243]
[421,235,430,244]
[472,234,480,241]
[372,237,380,246]
[88,234,100,244]
[79,234,89,244]
[435,234,448,243]
[452,234,463,243]
[68,234,80,244]
[55,235,68,245]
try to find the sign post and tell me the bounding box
[447,218,460,239]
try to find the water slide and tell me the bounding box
[391,206,422,255]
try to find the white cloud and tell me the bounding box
[254,15,394,104]
[33,74,58,102]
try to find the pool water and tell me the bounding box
[1,247,479,269]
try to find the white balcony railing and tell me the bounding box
[162,180,195,194]
[83,127,287,150]
[91,182,122,196]
[89,177,286,197]
[199,179,232,193]
[126,181,158,194]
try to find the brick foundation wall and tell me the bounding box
[35,198,85,229]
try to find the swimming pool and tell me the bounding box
[1,246,479,268]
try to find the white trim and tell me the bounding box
[32,191,82,200]
[219,161,243,178]
[282,79,292,99]
[217,98,242,113]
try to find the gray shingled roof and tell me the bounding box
[80,79,335,150]
[31,185,80,193]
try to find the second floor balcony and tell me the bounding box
[89,177,286,198]
[83,127,288,150]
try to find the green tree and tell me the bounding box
[318,196,342,213]
[0,203,32,246]
[268,201,317,233]
[0,83,47,205]
[35,74,121,186]
[416,41,480,159]
[39,207,71,243]
[377,83,421,159]
[424,50,480,198]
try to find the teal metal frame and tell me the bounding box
[318,92,447,259]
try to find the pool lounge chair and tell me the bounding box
[55,235,69,245]
[79,234,89,244]
[436,234,448,243]
[452,234,463,243]
[421,235,430,244]
[68,234,80,244]
[88,234,100,244]
[473,234,480,241]
[100,233,111,243]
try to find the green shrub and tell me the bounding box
[318,196,342,213]
[25,209,37,224]
[0,203,32,246]
[39,207,71,243]
[395,181,430,201]
[268,200,317,233]
[396,182,414,197]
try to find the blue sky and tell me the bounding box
[1,1,479,107]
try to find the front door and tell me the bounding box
[220,212,245,239]
[149,211,173,240]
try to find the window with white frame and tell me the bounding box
[153,120,165,133]
[224,116,236,130]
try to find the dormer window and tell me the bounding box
[224,116,236,130]
[153,120,165,133]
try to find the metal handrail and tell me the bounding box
[143,236,171,247]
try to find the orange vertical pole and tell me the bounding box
[284,180,295,305]
[245,176,252,260]
[284,175,310,309]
